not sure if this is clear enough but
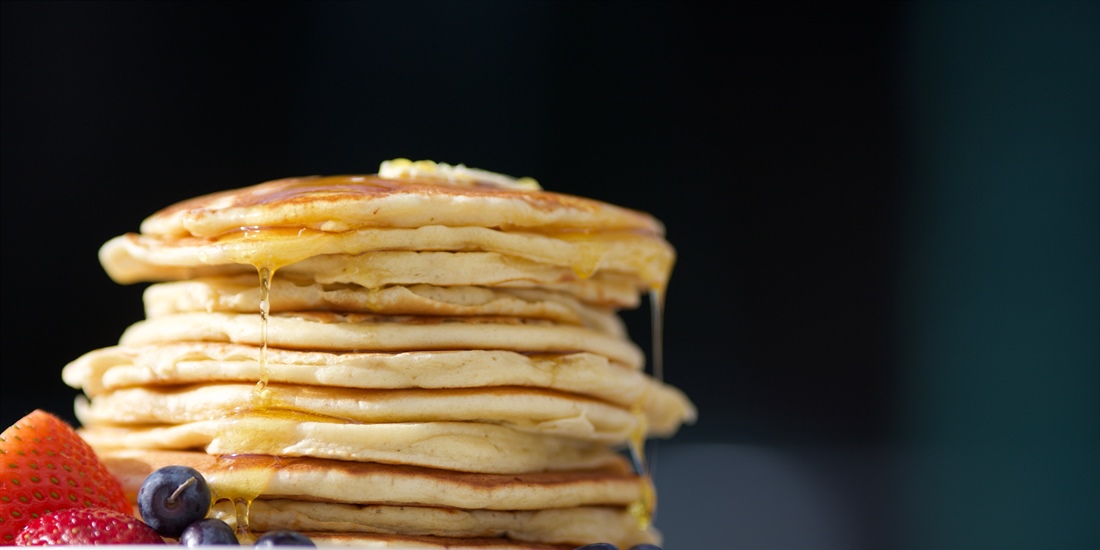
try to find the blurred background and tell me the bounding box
[2,1,1096,548]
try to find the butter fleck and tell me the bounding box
[379,158,542,190]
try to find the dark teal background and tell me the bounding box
[898,2,1098,548]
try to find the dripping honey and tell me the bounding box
[251,265,275,398]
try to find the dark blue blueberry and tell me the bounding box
[628,545,663,550]
[254,531,316,547]
[180,518,239,546]
[575,544,618,550]
[137,465,213,538]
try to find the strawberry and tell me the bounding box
[14,507,164,545]
[0,410,131,545]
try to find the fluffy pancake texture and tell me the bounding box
[103,249,645,307]
[102,450,644,511]
[76,383,642,442]
[63,161,692,548]
[62,345,693,427]
[138,175,664,237]
[77,418,620,474]
[101,203,673,291]
[117,311,647,369]
[100,450,658,547]
[242,501,653,546]
[141,276,627,333]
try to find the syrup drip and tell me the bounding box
[650,288,664,382]
[648,287,664,501]
[208,497,253,541]
[208,459,273,544]
[627,404,656,530]
[251,265,276,404]
[233,498,251,538]
[240,264,279,534]
[626,287,666,531]
[627,476,657,531]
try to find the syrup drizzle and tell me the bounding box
[241,264,278,534]
[650,288,664,382]
[627,287,666,531]
[627,404,656,530]
[233,498,251,538]
[253,265,275,396]
[208,455,280,543]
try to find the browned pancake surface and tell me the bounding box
[143,175,664,238]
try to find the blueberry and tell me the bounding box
[628,545,663,550]
[254,531,316,547]
[574,544,618,550]
[137,465,213,538]
[180,518,239,546]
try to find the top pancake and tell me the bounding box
[141,174,664,239]
[101,166,676,291]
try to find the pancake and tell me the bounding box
[101,450,647,511]
[284,254,643,307]
[117,311,646,369]
[103,248,645,308]
[102,449,659,547]
[76,416,618,474]
[101,224,673,292]
[137,170,664,238]
[142,276,626,334]
[257,532,578,549]
[240,501,658,548]
[62,345,695,429]
[75,383,644,442]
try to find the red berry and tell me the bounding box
[14,507,165,545]
[0,410,131,544]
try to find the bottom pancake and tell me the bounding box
[255,532,577,549]
[100,450,657,548]
[237,501,657,548]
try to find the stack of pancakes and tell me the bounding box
[62,160,695,549]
